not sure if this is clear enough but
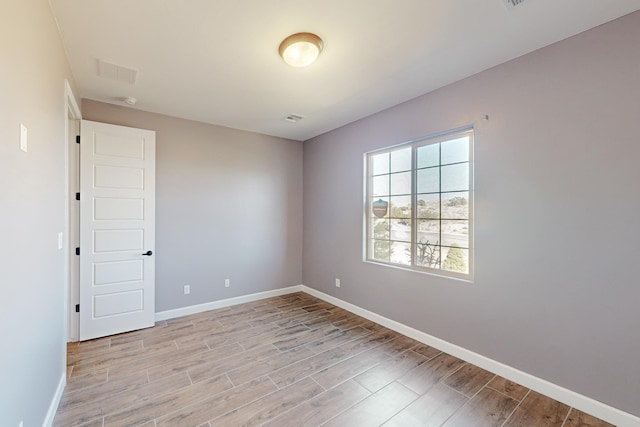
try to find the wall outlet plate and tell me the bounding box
[224,279,230,288]
[183,285,190,295]
[335,278,341,288]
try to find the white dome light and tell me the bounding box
[279,33,323,67]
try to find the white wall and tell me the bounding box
[0,1,76,425]
[303,11,640,416]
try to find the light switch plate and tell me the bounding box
[58,232,64,250]
[20,124,28,152]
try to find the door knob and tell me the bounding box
[142,250,153,256]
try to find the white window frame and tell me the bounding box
[364,127,474,281]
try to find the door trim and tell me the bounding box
[64,79,81,342]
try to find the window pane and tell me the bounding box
[441,136,469,165]
[390,171,411,195]
[442,245,469,274]
[441,220,468,248]
[417,194,440,219]
[372,240,390,262]
[417,168,439,193]
[390,241,411,265]
[372,175,389,197]
[415,242,440,269]
[416,219,439,245]
[417,144,439,169]
[390,195,411,219]
[390,219,411,242]
[372,218,389,239]
[390,147,411,173]
[372,152,389,175]
[441,163,468,192]
[441,192,468,219]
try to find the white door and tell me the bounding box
[79,120,156,341]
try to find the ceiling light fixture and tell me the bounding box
[279,32,323,67]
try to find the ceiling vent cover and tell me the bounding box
[97,60,138,84]
[284,114,304,123]
[502,0,526,9]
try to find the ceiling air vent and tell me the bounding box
[97,59,138,84]
[284,114,304,123]
[502,0,527,9]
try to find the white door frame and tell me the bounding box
[64,80,81,342]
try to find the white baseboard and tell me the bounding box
[300,285,640,427]
[43,372,66,427]
[155,285,304,321]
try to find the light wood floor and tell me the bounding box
[55,292,614,427]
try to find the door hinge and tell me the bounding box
[75,247,80,256]
[75,192,80,201]
[76,135,80,144]
[75,304,80,313]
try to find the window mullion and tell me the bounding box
[438,142,442,270]
[367,155,372,261]
[387,156,391,263]
[411,146,417,267]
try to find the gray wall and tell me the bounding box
[303,11,640,416]
[0,1,75,426]
[82,100,303,312]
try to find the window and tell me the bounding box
[365,128,473,279]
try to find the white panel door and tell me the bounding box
[79,120,155,340]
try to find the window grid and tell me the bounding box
[366,128,473,279]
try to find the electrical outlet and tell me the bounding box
[224,278,230,288]
[58,232,64,250]
[183,285,190,295]
[335,278,341,288]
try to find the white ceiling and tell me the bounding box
[50,0,639,141]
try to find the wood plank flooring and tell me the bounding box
[55,292,615,427]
